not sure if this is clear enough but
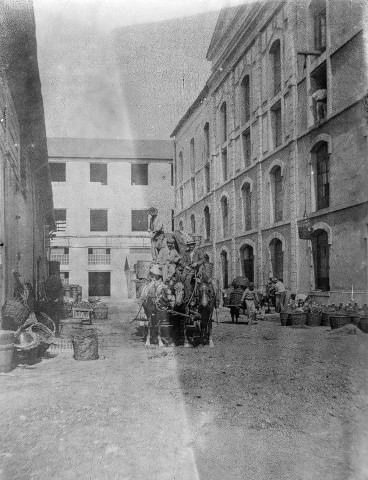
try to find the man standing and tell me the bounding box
[182,238,205,298]
[148,207,165,261]
[272,277,286,313]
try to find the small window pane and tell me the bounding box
[90,210,108,231]
[131,164,148,185]
[131,210,148,231]
[50,163,66,182]
[90,163,107,184]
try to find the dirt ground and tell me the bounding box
[1,302,368,480]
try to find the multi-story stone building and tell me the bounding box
[171,0,368,304]
[0,0,54,305]
[48,137,174,300]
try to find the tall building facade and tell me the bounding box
[171,0,368,304]
[0,0,54,305]
[48,138,174,300]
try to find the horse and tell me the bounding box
[173,274,216,347]
[141,283,175,347]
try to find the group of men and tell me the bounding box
[141,207,213,304]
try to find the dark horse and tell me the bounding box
[173,276,216,347]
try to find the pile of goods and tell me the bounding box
[63,284,83,318]
[280,301,368,332]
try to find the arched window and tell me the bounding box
[190,138,195,174]
[179,220,184,231]
[310,0,326,52]
[220,250,229,288]
[242,183,252,231]
[270,40,281,97]
[220,101,227,143]
[312,229,330,290]
[178,151,183,183]
[240,75,250,124]
[316,142,330,210]
[240,245,254,282]
[221,196,229,236]
[190,214,196,234]
[274,166,283,222]
[204,206,211,241]
[204,123,210,159]
[270,238,283,281]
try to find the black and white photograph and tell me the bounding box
[0,0,367,478]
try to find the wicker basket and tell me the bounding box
[307,308,322,327]
[290,312,308,326]
[321,312,330,327]
[93,305,108,319]
[280,312,289,326]
[30,323,55,357]
[329,314,353,330]
[358,315,368,333]
[1,299,31,330]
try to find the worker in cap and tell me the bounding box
[161,233,181,283]
[148,207,165,260]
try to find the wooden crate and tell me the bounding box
[72,308,92,325]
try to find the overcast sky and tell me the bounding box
[33,0,246,140]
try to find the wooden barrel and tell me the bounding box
[0,330,15,373]
[136,260,151,279]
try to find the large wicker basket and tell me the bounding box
[307,308,322,327]
[329,314,353,330]
[290,312,308,326]
[358,315,368,333]
[1,299,31,330]
[93,304,108,319]
[321,312,330,327]
[280,312,290,326]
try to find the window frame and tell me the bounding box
[131,163,148,186]
[131,209,148,232]
[90,163,107,185]
[90,209,108,232]
[270,39,281,97]
[50,162,66,182]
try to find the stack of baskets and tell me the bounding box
[329,312,355,330]
[92,303,108,320]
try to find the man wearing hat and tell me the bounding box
[182,237,205,297]
[161,234,181,283]
[148,207,165,260]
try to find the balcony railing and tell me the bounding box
[50,253,69,265]
[88,254,111,265]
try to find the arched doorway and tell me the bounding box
[220,250,229,289]
[240,245,254,282]
[270,238,283,281]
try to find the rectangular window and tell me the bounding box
[50,163,66,182]
[180,187,184,210]
[170,164,174,186]
[243,187,252,231]
[191,177,196,202]
[314,9,326,52]
[274,169,283,222]
[88,248,111,265]
[50,247,69,265]
[54,209,66,232]
[90,210,108,232]
[131,209,148,231]
[171,210,175,231]
[271,101,282,148]
[316,143,330,210]
[131,164,148,185]
[90,163,107,184]
[205,163,211,193]
[204,123,210,159]
[222,148,228,182]
[311,62,327,122]
[242,129,251,167]
[88,272,111,297]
